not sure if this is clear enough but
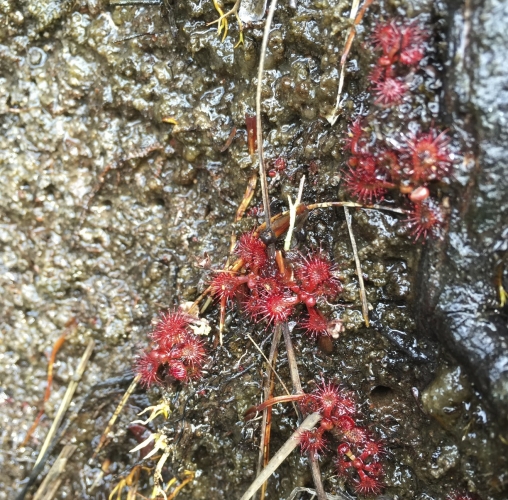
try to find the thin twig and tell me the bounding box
[256,324,282,500]
[34,340,95,467]
[307,201,406,214]
[245,394,306,419]
[281,324,327,500]
[239,412,322,500]
[235,172,258,223]
[220,126,237,152]
[344,207,369,326]
[33,445,77,500]
[15,391,90,500]
[199,295,213,315]
[308,459,327,500]
[256,0,279,232]
[245,331,290,396]
[229,171,259,255]
[281,323,303,394]
[284,176,306,251]
[254,201,407,237]
[340,0,375,66]
[326,0,374,125]
[21,318,77,447]
[326,0,360,125]
[91,373,141,461]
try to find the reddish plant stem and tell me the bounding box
[246,114,257,155]
[21,318,77,447]
[341,0,376,65]
[256,324,282,500]
[246,393,305,420]
[220,126,238,153]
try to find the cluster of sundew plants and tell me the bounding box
[116,10,467,500]
[244,381,386,495]
[343,18,455,241]
[210,233,342,338]
[135,232,389,496]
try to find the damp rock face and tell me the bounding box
[416,0,508,424]
[0,0,507,499]
[421,365,472,430]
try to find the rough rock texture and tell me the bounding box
[0,0,507,499]
[416,0,508,424]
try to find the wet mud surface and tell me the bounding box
[0,0,507,499]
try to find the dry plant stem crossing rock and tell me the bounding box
[239,412,322,500]
[282,323,327,500]
[255,0,279,231]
